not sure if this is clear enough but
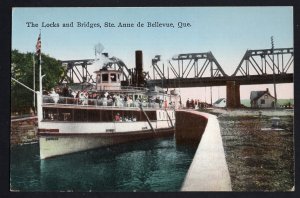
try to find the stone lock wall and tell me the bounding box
[10,117,38,146]
[176,110,232,191]
[175,110,208,144]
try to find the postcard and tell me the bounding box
[10,7,294,192]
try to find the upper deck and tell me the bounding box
[42,95,176,111]
[41,93,177,123]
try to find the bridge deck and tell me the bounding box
[147,74,293,88]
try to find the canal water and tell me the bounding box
[10,136,197,192]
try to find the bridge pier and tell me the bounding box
[226,81,240,108]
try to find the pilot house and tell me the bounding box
[95,69,122,91]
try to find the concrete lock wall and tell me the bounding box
[176,110,232,191]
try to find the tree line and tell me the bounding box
[11,49,64,114]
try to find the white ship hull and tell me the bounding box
[39,114,175,159]
[39,127,174,159]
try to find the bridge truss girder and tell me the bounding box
[102,56,132,81]
[60,59,95,84]
[102,56,151,84]
[232,48,294,76]
[60,55,150,86]
[151,52,228,80]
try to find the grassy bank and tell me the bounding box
[215,110,294,191]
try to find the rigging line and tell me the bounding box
[139,104,156,133]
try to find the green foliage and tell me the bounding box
[11,49,63,113]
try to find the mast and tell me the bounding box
[38,31,42,94]
[36,31,44,123]
[32,54,35,111]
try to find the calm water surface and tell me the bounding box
[10,136,197,192]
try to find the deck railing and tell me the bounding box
[95,86,148,92]
[42,95,174,110]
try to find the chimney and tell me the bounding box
[102,53,108,57]
[135,50,144,87]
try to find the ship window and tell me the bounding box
[57,108,73,121]
[101,110,113,122]
[43,108,58,121]
[110,73,117,82]
[97,75,101,83]
[74,109,88,122]
[149,111,156,120]
[102,74,109,82]
[88,110,100,122]
[140,110,156,121]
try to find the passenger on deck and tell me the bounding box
[49,89,59,104]
[112,95,116,106]
[102,97,108,106]
[191,99,195,108]
[114,113,120,121]
[155,97,160,104]
[79,91,88,105]
[71,91,77,98]
[186,98,190,108]
[62,86,71,97]
[128,96,133,107]
[124,95,128,107]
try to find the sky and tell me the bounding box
[12,7,294,102]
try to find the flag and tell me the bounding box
[35,33,41,56]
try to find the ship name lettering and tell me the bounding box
[46,137,59,141]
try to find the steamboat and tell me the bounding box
[37,51,180,159]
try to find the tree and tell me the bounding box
[11,50,63,114]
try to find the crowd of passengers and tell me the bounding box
[43,86,174,108]
[114,113,137,122]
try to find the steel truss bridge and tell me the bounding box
[60,47,293,88]
[148,47,293,88]
[60,55,150,84]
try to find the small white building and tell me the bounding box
[213,98,226,108]
[250,88,276,108]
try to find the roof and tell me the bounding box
[213,98,225,104]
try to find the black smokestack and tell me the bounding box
[135,50,144,87]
